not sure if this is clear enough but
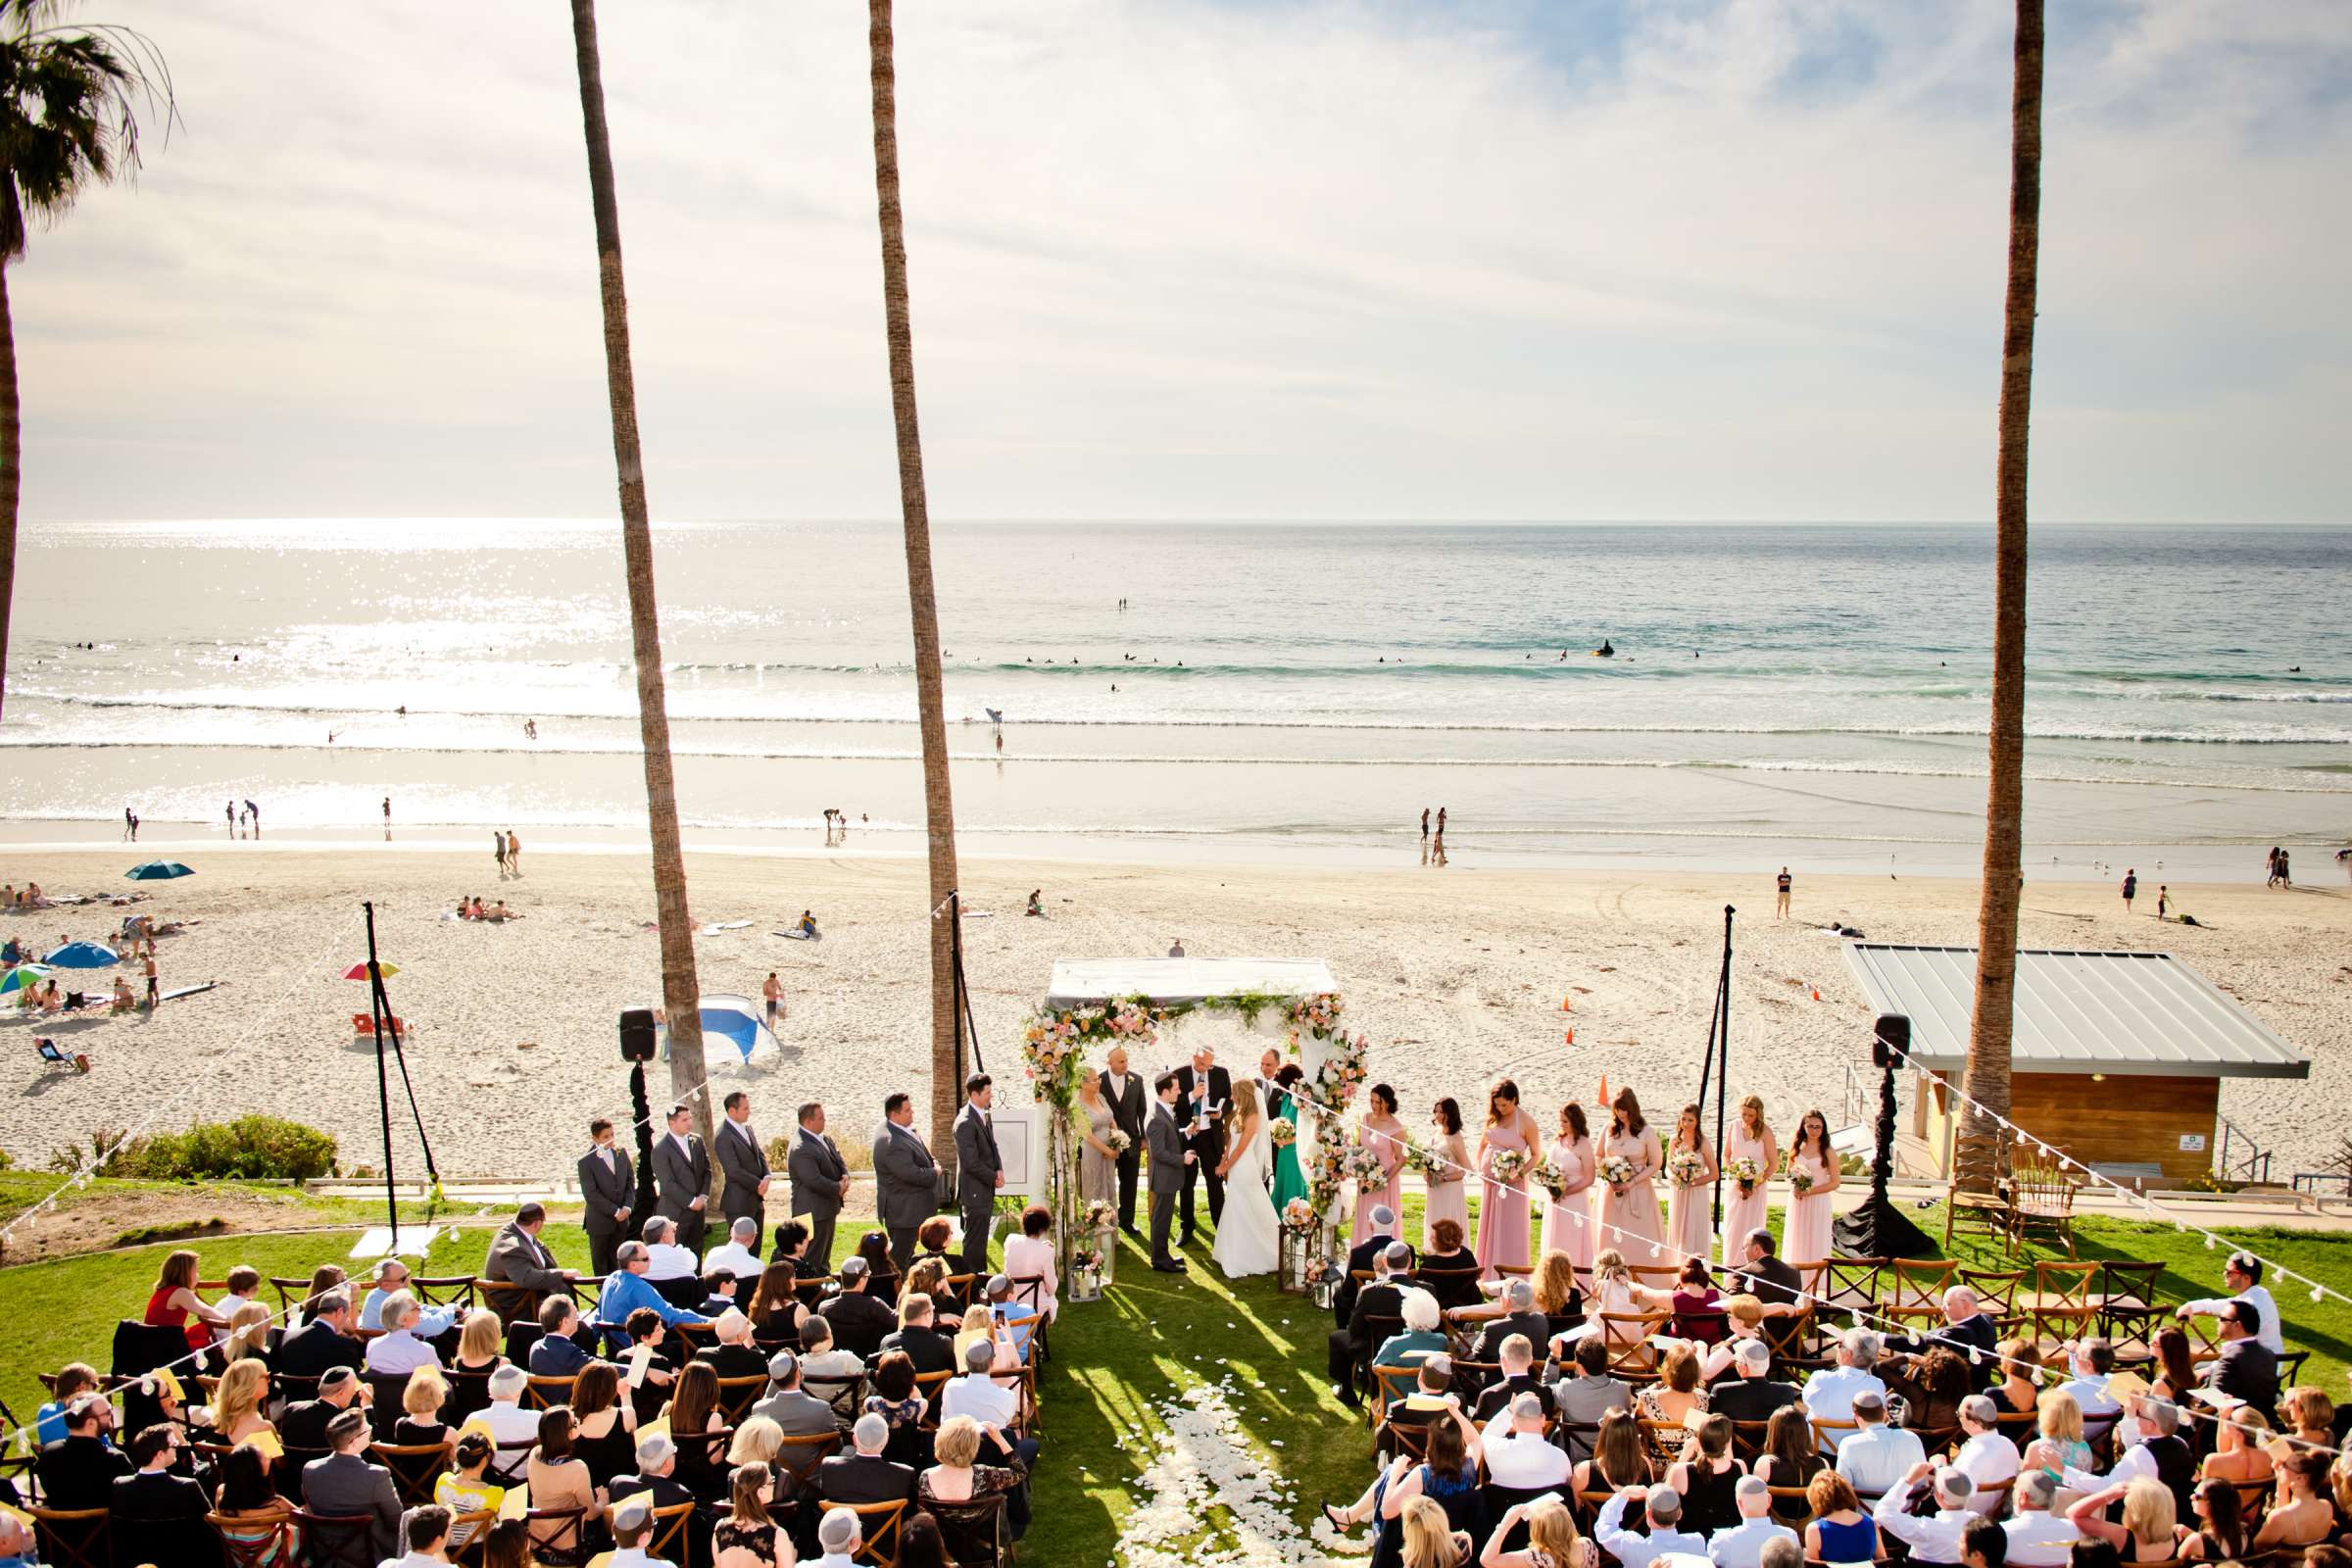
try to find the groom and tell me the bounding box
[1175,1045,1231,1246]
[1147,1071,1196,1273]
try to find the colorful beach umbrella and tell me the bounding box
[124,861,195,881]
[341,961,401,980]
[0,963,49,994]
[43,941,122,969]
[686,993,778,1064]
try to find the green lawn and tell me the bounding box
[2,1183,2346,1565]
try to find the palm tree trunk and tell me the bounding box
[1957,0,2043,1198]
[0,261,20,721]
[867,0,963,1161]
[566,0,711,1152]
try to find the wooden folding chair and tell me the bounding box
[1813,1255,1887,1314]
[369,1442,451,1508]
[25,1506,109,1568]
[209,1512,297,1568]
[1883,1258,1959,1327]
[920,1492,1007,1568]
[713,1372,769,1424]
[1601,1312,1669,1377]
[521,1505,593,1568]
[292,1509,381,1568]
[836,1495,911,1565]
[1958,1267,2028,1317]
[524,1372,578,1410]
[1368,1364,1420,1429]
[607,1498,696,1563]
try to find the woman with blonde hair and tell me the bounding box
[1541,1102,1596,1270]
[206,1356,275,1448]
[918,1414,1031,1541]
[1663,1102,1718,1265]
[1596,1087,1664,1262]
[1588,1249,1675,1348]
[2269,1388,2335,1465]
[2066,1476,2179,1562]
[220,1300,275,1366]
[2035,1389,2092,1476]
[394,1365,453,1451]
[1532,1250,1581,1328]
[1399,1494,1473,1568]
[1719,1094,1776,1267]
[1480,1495,1585,1568]
[2202,1403,2274,1487]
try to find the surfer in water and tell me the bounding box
[1594,639,1614,658]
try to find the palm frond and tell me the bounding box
[0,8,173,256]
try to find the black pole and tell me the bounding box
[367,919,437,1194]
[1710,905,1734,1232]
[364,902,397,1239]
[628,1061,658,1230]
[948,892,984,1078]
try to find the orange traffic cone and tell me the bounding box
[1565,1027,1576,1045]
[1811,986,1821,1002]
[1596,1071,1610,1107]
[1560,996,1574,1011]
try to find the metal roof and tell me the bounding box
[1044,956,1338,1010]
[1839,945,2308,1081]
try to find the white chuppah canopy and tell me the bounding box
[1043,956,1339,1011]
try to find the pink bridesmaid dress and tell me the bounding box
[1718,1123,1773,1265]
[1421,1130,1470,1251]
[1540,1134,1595,1269]
[1473,1115,1534,1279]
[1350,1119,1407,1246]
[1595,1125,1665,1263]
[1782,1150,1835,1269]
[1663,1135,1717,1266]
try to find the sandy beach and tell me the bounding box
[3,844,2346,1184]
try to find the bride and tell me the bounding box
[1213,1080,1281,1279]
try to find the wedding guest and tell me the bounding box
[1473,1336,1556,1422]
[2065,1477,2179,1563]
[529,1298,592,1378]
[1374,1291,1450,1401]
[1951,1395,2021,1513]
[2202,1300,2278,1414]
[1753,1404,1825,1506]
[1834,1391,1923,1500]
[1803,1472,1880,1567]
[881,1295,957,1377]
[2200,1404,2274,1488]
[1592,1484,1707,1565]
[1635,1344,1710,1467]
[393,1365,455,1453]
[1709,1336,1801,1425]
[1670,1256,1726,1343]
[1727,1229,1805,1317]
[2002,1470,2078,1568]
[1478,1496,1587,1568]
[1872,1463,1982,1566]
[2249,1452,2337,1552]
[524,1407,599,1559]
[1802,1330,1889,1453]
[1473,1278,1549,1363]
[1330,1242,1412,1410]
[817,1413,916,1507]
[1335,1204,1410,1328]
[2178,1478,2254,1563]
[822,1256,904,1355]
[1531,1249,1586,1339]
[797,1315,865,1383]
[1554,1337,1632,1463]
[1002,1206,1059,1324]
[2147,1327,2198,1405]
[1474,1080,1538,1279]
[1418,1219,1484,1309]
[1398,1494,1474,1568]
[919,1414,1031,1541]
[714,1460,792,1567]
[1483,1391,1572,1489]
[1666,1413,1743,1535]
[1991,1340,2044,1416]
[2177,1251,2284,1356]
[1381,1412,1490,1545]
[143,1249,229,1354]
[211,1441,298,1560]
[1573,1409,1653,1497]
[365,1293,444,1376]
[1542,1102,1596,1270]
[1708,1475,1801,1568]
[1423,1098,1470,1254]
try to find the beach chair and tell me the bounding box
[34,1038,91,1074]
[352,1012,410,1037]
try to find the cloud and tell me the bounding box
[14,0,2349,524]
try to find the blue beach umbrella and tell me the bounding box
[44,941,122,969]
[125,861,196,881]
[0,963,49,994]
[692,993,779,1064]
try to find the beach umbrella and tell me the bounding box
[341,961,401,980]
[686,993,778,1064]
[43,941,122,969]
[0,963,49,994]
[123,861,195,881]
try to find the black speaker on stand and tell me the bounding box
[1834,1012,1933,1259]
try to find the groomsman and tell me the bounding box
[715,1092,773,1253]
[654,1102,713,1257]
[872,1093,942,1267]
[1099,1047,1148,1236]
[1175,1046,1231,1245]
[577,1117,636,1278]
[1147,1072,1196,1272]
[788,1102,851,1270]
[953,1075,1004,1274]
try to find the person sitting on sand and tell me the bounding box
[1025,890,1043,917]
[38,979,63,1013]
[112,975,135,1013]
[797,910,818,939]
[485,902,517,921]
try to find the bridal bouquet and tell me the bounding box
[1401,1142,1442,1179]
[1787,1153,1816,1195]
[1104,1128,1133,1154]
[1282,1197,1319,1233]
[1301,1255,1333,1286]
[1669,1150,1709,1190]
[1527,1156,1570,1201]
[1726,1154,1764,1198]
[1267,1118,1298,1148]
[1596,1152,1637,1195]
[1348,1144,1393,1186]
[1488,1148,1529,1185]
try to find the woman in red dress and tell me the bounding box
[145,1249,228,1355]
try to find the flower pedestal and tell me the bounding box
[1279,1229,1313,1295]
[1068,1224,1116,1302]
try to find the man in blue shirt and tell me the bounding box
[360,1257,459,1339]
[527,1296,594,1378]
[596,1241,713,1335]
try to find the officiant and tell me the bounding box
[1176,1045,1232,1245]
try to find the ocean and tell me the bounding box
[3,519,2346,875]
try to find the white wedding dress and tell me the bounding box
[1213,1111,1281,1279]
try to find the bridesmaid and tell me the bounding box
[1473,1079,1538,1279]
[1663,1102,1718,1266]
[1076,1072,1119,1204]
[1421,1097,1470,1254]
[1350,1084,1408,1245]
[1269,1063,1307,1212]
[1540,1102,1596,1271]
[1595,1087,1665,1263]
[1781,1107,1838,1270]
[1718,1094,1777,1265]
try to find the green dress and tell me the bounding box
[1269,1092,1306,1211]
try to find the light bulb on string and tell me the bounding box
[2314,1286,2327,1303]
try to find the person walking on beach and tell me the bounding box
[1168,938,1186,958]
[494,832,509,879]
[505,830,521,876]
[2265,847,2280,887]
[2275,847,2289,887]
[122,807,134,842]
[244,800,260,839]
[381,798,391,830]
[143,950,159,1012]
[2121,868,2137,912]
[761,972,784,1027]
[1436,806,1447,837]
[2157,885,2170,919]
[1420,808,1430,840]
[1776,866,1792,918]
[226,800,237,838]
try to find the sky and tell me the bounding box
[16,0,2351,525]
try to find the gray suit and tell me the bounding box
[482,1222,570,1324]
[302,1450,402,1560]
[953,1102,1004,1274]
[752,1389,840,1474]
[872,1120,941,1267]
[1146,1100,1188,1266]
[653,1132,712,1255]
[714,1115,771,1251]
[576,1144,635,1277]
[788,1127,850,1271]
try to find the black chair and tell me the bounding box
[361,1374,414,1441]
[443,1367,496,1426]
[921,1492,1006,1565]
[109,1320,193,1379]
[25,1505,109,1568]
[521,1505,594,1568]
[291,1508,379,1568]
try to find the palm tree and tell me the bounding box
[565,0,710,1150]
[1956,0,2043,1198]
[0,1,171,720]
[865,0,964,1160]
